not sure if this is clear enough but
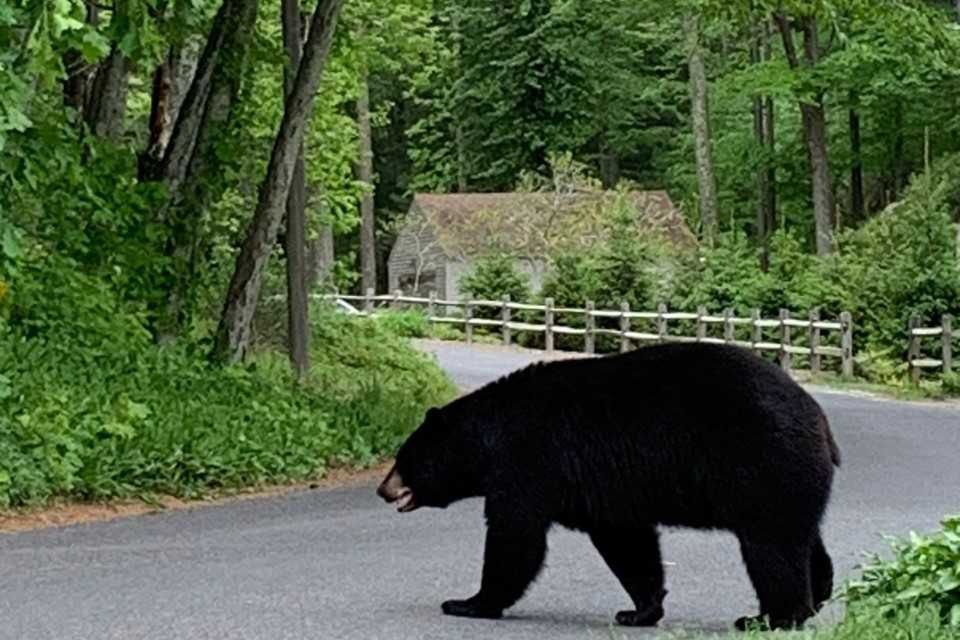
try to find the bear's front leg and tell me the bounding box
[442,511,548,620]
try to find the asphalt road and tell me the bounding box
[2,342,959,640]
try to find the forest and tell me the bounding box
[1,1,960,506]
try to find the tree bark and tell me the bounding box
[684,14,719,245]
[213,0,346,364]
[282,0,310,379]
[62,5,99,114]
[155,0,259,342]
[775,12,834,255]
[357,73,377,294]
[849,106,864,223]
[139,53,174,179]
[751,19,776,271]
[84,46,130,140]
[145,0,234,192]
[306,228,335,290]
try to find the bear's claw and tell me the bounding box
[441,599,503,620]
[615,604,664,627]
[735,615,804,631]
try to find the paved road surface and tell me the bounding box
[1,341,958,640]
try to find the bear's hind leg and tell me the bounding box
[810,531,834,611]
[441,517,548,620]
[736,533,815,631]
[590,525,666,627]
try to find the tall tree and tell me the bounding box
[155,0,259,341]
[357,73,376,293]
[775,11,835,255]
[751,16,776,268]
[282,0,310,378]
[213,0,346,364]
[848,101,864,223]
[685,13,719,244]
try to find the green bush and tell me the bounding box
[0,299,456,508]
[373,310,431,338]
[669,605,955,640]
[459,252,531,304]
[843,515,960,628]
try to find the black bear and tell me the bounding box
[377,343,840,630]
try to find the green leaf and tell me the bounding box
[951,604,960,627]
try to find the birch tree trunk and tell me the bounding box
[282,0,310,379]
[357,74,377,294]
[213,0,346,364]
[685,14,719,245]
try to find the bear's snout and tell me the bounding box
[377,466,418,512]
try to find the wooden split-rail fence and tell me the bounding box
[908,314,956,383]
[324,289,855,377]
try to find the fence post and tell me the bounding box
[364,287,375,315]
[779,308,792,373]
[501,295,511,346]
[907,314,922,384]
[620,302,631,353]
[657,302,668,343]
[427,291,437,338]
[544,297,555,353]
[695,306,706,342]
[750,308,761,355]
[464,297,474,344]
[809,308,821,375]
[585,301,596,354]
[393,289,402,311]
[723,308,734,343]
[943,315,953,375]
[841,311,855,379]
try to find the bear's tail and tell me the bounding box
[818,410,841,468]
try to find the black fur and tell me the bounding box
[391,343,840,630]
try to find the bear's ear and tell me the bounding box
[424,406,440,421]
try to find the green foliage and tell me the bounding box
[843,515,960,628]
[372,310,430,338]
[0,304,455,508]
[666,604,955,640]
[459,253,531,304]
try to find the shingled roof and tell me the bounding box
[409,190,695,259]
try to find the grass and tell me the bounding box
[0,306,456,509]
[646,606,953,640]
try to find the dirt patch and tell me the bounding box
[0,461,393,535]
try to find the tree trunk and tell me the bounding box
[849,106,864,223]
[62,5,99,114]
[139,54,174,179]
[751,20,776,271]
[84,46,130,140]
[892,105,905,201]
[145,0,235,191]
[357,74,377,294]
[685,14,719,245]
[775,13,834,255]
[282,0,310,379]
[213,0,346,364]
[155,0,259,342]
[138,44,199,180]
[306,229,335,290]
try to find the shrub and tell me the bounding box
[0,302,456,508]
[373,310,431,338]
[459,252,531,304]
[843,515,960,628]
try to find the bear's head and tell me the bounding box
[377,405,484,512]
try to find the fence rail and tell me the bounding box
[322,289,855,377]
[908,314,955,383]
